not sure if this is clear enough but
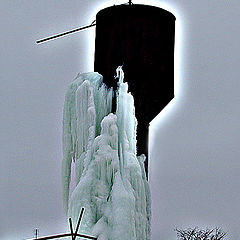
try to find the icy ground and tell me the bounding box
[62,67,151,240]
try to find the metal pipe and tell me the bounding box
[36,23,96,44]
[30,233,97,240]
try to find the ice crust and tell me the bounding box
[62,67,151,240]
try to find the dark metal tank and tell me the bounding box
[94,4,175,178]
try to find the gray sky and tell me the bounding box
[1,0,240,239]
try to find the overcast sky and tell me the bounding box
[1,0,240,239]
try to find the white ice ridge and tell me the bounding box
[62,67,151,240]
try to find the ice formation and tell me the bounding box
[62,67,151,240]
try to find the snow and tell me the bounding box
[62,67,151,239]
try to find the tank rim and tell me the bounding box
[96,4,176,20]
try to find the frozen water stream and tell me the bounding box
[62,67,151,240]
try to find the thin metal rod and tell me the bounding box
[31,233,97,240]
[28,208,96,240]
[68,218,74,240]
[73,208,85,240]
[36,23,96,44]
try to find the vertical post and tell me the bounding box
[34,229,39,239]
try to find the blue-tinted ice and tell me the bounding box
[62,67,151,240]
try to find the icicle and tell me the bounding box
[62,72,113,214]
[62,69,151,240]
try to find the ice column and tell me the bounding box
[62,67,151,240]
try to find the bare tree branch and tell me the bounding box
[175,227,227,240]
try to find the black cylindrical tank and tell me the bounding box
[94,4,175,178]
